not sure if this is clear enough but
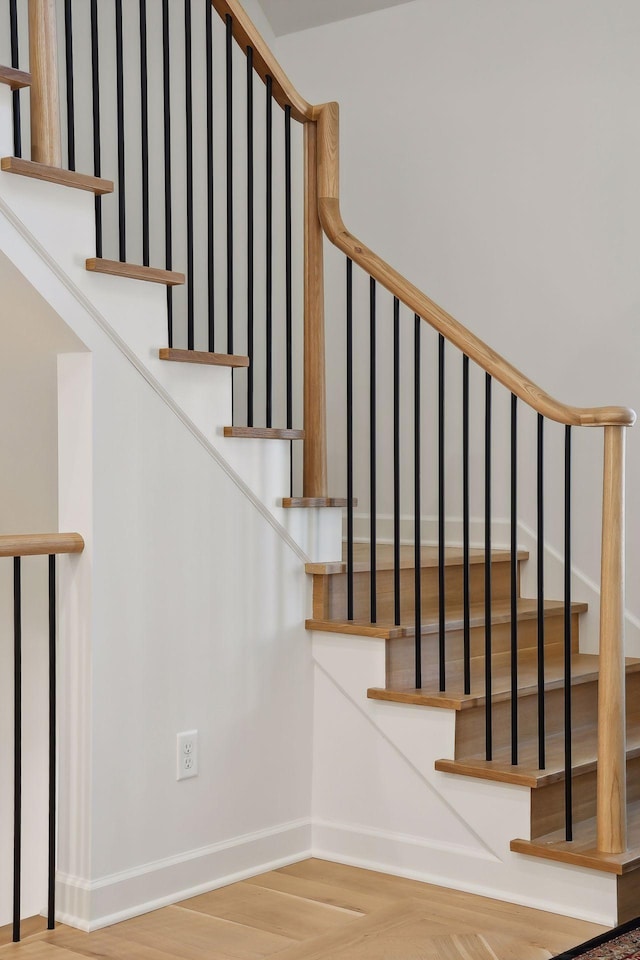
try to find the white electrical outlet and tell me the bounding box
[176,730,198,781]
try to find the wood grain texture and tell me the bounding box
[303,121,328,497]
[0,532,84,557]
[597,425,628,853]
[313,102,635,428]
[159,348,249,368]
[283,498,353,508]
[1,157,113,194]
[0,65,32,90]
[224,426,305,440]
[28,0,61,166]
[86,259,185,285]
[210,0,313,123]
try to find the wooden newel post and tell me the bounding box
[597,424,627,854]
[28,0,61,167]
[303,120,328,498]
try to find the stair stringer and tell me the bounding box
[0,86,341,563]
[310,630,617,926]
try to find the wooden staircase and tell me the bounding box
[307,541,640,923]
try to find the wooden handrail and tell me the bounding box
[314,102,635,429]
[0,533,84,557]
[211,0,314,123]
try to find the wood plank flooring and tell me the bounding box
[1,859,607,960]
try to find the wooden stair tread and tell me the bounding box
[159,348,249,367]
[307,544,528,575]
[307,597,587,642]
[368,646,640,711]
[1,157,113,194]
[436,723,640,789]
[0,65,32,90]
[86,259,185,285]
[224,426,305,440]
[511,798,640,875]
[283,498,356,508]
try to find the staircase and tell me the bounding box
[0,0,637,937]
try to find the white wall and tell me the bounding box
[0,254,86,925]
[0,81,314,928]
[274,0,640,631]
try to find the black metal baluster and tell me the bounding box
[511,393,518,765]
[537,414,546,770]
[115,0,126,261]
[90,0,103,258]
[13,556,22,944]
[265,76,273,426]
[64,0,75,170]
[484,374,492,760]
[48,555,56,930]
[346,258,354,620]
[414,315,422,688]
[246,46,254,422]
[564,425,573,840]
[438,335,446,690]
[206,0,215,352]
[463,355,471,696]
[185,0,194,349]
[285,105,293,495]
[370,278,377,623]
[139,0,149,265]
[226,14,234,355]
[162,0,173,345]
[9,0,21,157]
[393,297,401,627]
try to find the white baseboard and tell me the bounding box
[312,819,617,927]
[56,818,312,932]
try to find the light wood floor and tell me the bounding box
[0,859,607,960]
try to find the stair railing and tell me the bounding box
[0,533,85,943]
[4,0,635,857]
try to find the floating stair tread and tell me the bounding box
[283,498,357,508]
[0,65,32,90]
[86,259,185,285]
[159,348,249,368]
[224,426,305,440]
[306,544,528,575]
[307,597,587,643]
[368,645,640,711]
[436,722,640,789]
[511,799,640,875]
[1,157,114,194]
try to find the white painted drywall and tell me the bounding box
[274,0,640,633]
[258,0,417,37]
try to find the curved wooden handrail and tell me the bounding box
[0,533,85,557]
[314,101,636,429]
[211,0,314,123]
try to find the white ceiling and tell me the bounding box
[257,0,417,37]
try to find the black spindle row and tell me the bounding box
[341,257,575,841]
[55,2,303,453]
[7,554,58,943]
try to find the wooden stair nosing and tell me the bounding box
[1,156,114,194]
[86,258,185,285]
[283,497,357,508]
[159,347,249,368]
[0,65,32,90]
[511,799,640,875]
[435,728,640,790]
[306,599,588,644]
[306,547,528,575]
[224,426,305,440]
[367,650,640,711]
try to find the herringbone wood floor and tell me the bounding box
[0,859,607,959]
